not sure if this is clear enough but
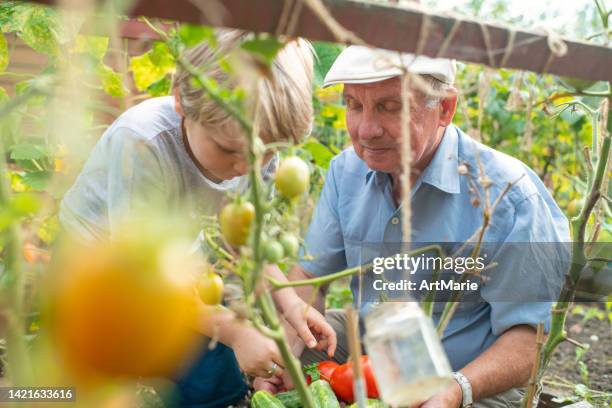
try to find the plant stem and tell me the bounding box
[268,265,362,289]
[257,292,315,408]
[523,92,611,406]
[523,324,545,408]
[0,134,31,385]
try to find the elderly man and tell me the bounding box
[260,46,569,407]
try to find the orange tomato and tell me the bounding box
[45,236,201,379]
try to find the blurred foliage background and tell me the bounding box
[0,0,610,405]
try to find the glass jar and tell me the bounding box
[364,302,453,406]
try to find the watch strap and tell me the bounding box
[453,371,473,408]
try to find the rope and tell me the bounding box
[537,27,568,74]
[499,28,516,68]
[436,17,462,58]
[415,13,431,56]
[478,21,497,68]
[400,73,413,244]
[275,0,294,36]
[286,0,304,37]
[275,0,305,37]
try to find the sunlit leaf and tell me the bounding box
[129,43,176,91]
[98,64,128,97]
[17,6,59,55]
[0,33,8,72]
[0,86,8,102]
[37,215,60,244]
[9,192,40,216]
[74,34,109,61]
[302,138,334,169]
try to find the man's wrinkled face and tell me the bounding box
[343,77,448,175]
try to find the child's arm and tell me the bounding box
[265,265,337,357]
[195,304,285,378]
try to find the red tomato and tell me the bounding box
[305,361,339,384]
[330,356,379,402]
[318,361,339,382]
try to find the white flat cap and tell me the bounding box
[323,45,456,87]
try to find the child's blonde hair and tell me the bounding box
[175,29,313,144]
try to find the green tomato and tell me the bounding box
[280,234,300,258]
[275,156,310,199]
[219,201,255,246]
[264,240,285,263]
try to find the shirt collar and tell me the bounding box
[419,125,461,194]
[365,125,461,194]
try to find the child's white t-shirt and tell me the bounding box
[60,96,276,241]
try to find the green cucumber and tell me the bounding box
[309,380,340,408]
[276,390,302,408]
[251,390,285,408]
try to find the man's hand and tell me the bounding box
[417,382,462,408]
[283,297,337,357]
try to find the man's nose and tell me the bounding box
[357,112,384,140]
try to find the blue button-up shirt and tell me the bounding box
[301,125,570,370]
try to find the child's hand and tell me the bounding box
[283,299,337,357]
[231,325,285,378]
[253,376,285,394]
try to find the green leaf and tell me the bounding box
[241,37,284,65]
[146,76,172,97]
[15,78,47,106]
[17,6,59,55]
[313,42,343,86]
[0,86,8,103]
[129,43,176,92]
[9,144,48,161]
[74,34,109,61]
[303,363,320,381]
[150,42,175,67]
[302,138,334,169]
[37,215,60,245]
[178,24,215,48]
[22,171,51,191]
[9,193,40,216]
[0,33,8,72]
[98,64,127,97]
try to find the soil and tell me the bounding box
[542,302,611,406]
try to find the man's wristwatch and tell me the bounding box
[453,371,473,408]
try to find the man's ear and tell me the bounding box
[439,86,458,127]
[173,87,185,117]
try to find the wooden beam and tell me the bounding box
[26,0,612,82]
